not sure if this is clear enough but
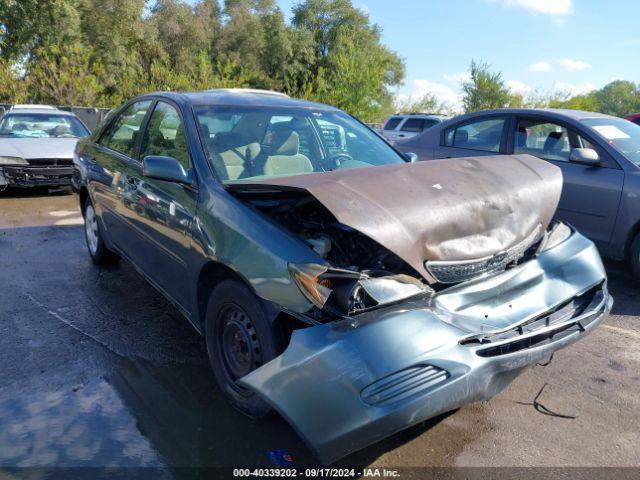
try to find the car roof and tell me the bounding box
[149,89,341,111]
[4,107,76,116]
[10,104,57,111]
[390,113,447,119]
[450,108,615,122]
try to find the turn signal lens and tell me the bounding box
[288,263,332,308]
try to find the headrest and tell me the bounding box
[454,129,468,144]
[544,131,564,151]
[271,130,300,156]
[516,127,528,148]
[52,124,70,135]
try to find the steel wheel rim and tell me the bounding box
[85,205,99,255]
[218,305,263,381]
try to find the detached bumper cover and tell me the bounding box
[0,165,72,187]
[239,232,611,464]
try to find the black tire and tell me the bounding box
[630,232,640,280]
[83,196,119,265]
[205,279,281,418]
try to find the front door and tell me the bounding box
[434,116,508,159]
[512,116,624,247]
[119,100,199,308]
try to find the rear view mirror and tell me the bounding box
[405,152,419,163]
[569,148,600,166]
[143,155,193,184]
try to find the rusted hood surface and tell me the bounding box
[238,154,562,281]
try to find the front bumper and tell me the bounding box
[0,165,73,187]
[239,232,611,464]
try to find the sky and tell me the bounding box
[275,0,640,109]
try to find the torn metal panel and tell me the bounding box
[239,231,610,464]
[234,154,563,282]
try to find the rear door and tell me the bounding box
[89,99,153,250]
[510,115,624,247]
[434,116,508,158]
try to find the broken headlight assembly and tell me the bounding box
[289,263,432,316]
[538,221,573,253]
[0,156,27,166]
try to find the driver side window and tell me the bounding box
[139,102,190,169]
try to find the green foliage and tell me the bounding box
[462,60,514,113]
[396,92,451,116]
[28,41,103,105]
[0,58,27,103]
[0,0,405,119]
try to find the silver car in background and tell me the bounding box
[381,112,447,142]
[0,105,90,189]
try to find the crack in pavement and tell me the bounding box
[24,292,125,358]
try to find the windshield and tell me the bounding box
[582,117,640,165]
[0,113,90,138]
[194,106,406,183]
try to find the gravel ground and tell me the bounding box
[1,190,639,476]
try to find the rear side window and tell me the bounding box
[383,117,403,131]
[100,100,152,157]
[401,118,425,132]
[443,117,505,152]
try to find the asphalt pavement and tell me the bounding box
[1,190,639,476]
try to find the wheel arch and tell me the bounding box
[196,260,261,331]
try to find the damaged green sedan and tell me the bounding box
[74,89,612,464]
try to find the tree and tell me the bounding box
[595,80,640,117]
[28,42,102,105]
[461,60,513,113]
[0,0,81,62]
[396,92,452,115]
[0,59,28,103]
[292,0,404,120]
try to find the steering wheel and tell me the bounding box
[325,152,354,170]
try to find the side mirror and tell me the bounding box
[142,155,193,184]
[405,152,419,163]
[569,148,600,166]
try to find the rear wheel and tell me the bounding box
[83,197,119,265]
[205,279,280,418]
[629,232,640,280]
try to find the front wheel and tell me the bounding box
[83,197,119,265]
[205,279,281,418]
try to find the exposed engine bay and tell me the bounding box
[229,185,432,318]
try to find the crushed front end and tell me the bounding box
[239,228,611,463]
[0,158,73,188]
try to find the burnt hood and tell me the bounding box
[230,154,563,282]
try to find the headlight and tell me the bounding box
[539,222,573,252]
[0,156,27,165]
[289,263,431,316]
